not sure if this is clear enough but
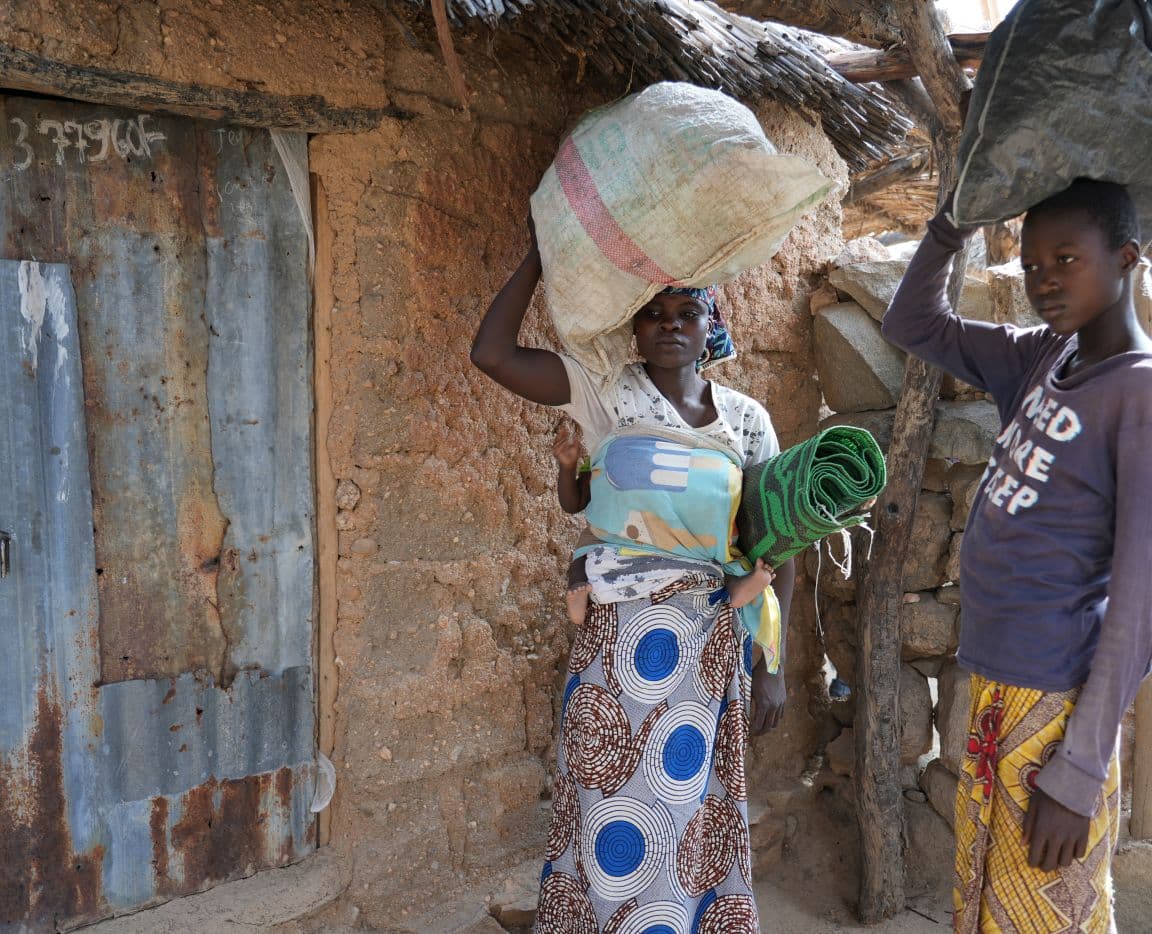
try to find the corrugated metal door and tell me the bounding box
[0,96,316,930]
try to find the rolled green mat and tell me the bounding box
[738,426,887,566]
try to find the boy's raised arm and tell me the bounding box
[882,207,1043,411]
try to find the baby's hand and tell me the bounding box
[552,423,583,470]
[726,559,776,609]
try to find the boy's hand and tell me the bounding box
[939,189,981,239]
[1021,788,1090,871]
[552,422,583,470]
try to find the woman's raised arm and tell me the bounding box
[470,224,571,406]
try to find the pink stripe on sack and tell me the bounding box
[555,136,678,285]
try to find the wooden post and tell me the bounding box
[891,6,972,134]
[853,0,971,923]
[984,219,1021,266]
[1131,680,1152,838]
[312,176,339,846]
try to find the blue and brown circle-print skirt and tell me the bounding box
[535,573,759,934]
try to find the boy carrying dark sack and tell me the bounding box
[883,179,1152,932]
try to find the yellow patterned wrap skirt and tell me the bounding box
[953,675,1119,933]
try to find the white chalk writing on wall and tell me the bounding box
[209,127,255,215]
[214,128,245,153]
[7,114,167,169]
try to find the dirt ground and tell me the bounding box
[86,814,1152,933]
[83,827,954,934]
[754,795,1152,934]
[753,794,953,934]
[756,863,952,933]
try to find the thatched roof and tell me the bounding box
[844,171,937,237]
[406,0,914,171]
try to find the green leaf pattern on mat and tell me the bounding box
[738,427,887,566]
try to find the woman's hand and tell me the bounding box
[751,657,786,734]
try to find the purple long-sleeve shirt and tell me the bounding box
[882,212,1152,816]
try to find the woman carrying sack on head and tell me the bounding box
[472,217,794,934]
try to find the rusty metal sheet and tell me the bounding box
[0,97,314,686]
[79,228,232,684]
[0,260,109,927]
[204,127,315,676]
[0,97,316,930]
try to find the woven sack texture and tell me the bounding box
[531,81,832,376]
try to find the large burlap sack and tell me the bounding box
[530,82,832,376]
[954,0,1152,233]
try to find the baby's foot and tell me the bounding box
[566,584,592,625]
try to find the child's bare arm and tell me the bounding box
[553,424,590,514]
[575,472,591,511]
[557,468,590,514]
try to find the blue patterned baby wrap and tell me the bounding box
[581,426,779,671]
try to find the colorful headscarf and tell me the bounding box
[661,285,736,371]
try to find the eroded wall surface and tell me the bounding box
[0,2,847,927]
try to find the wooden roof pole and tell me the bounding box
[853,0,971,924]
[430,0,471,114]
[0,42,393,132]
[715,0,903,48]
[844,148,930,203]
[828,33,988,83]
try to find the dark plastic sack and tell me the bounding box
[953,0,1152,234]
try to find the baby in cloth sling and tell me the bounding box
[551,285,775,629]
